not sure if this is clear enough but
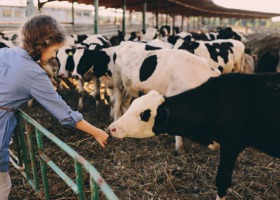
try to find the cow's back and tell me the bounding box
[193,73,280,156]
[115,47,220,97]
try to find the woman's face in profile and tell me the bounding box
[40,43,63,64]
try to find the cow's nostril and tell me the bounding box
[111,128,116,132]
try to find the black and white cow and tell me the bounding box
[109,72,280,200]
[66,34,110,48]
[159,25,180,38]
[172,37,255,153]
[56,35,112,110]
[111,41,221,153]
[167,32,216,45]
[110,28,160,46]
[124,31,142,42]
[92,40,172,116]
[173,38,254,74]
[140,27,159,42]
[112,41,221,119]
[216,27,247,42]
[109,30,125,46]
[168,27,247,46]
[57,39,173,111]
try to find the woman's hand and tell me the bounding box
[75,120,109,148]
[93,128,109,148]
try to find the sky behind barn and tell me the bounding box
[213,0,280,14]
[1,0,280,20]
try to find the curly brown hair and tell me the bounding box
[21,14,65,61]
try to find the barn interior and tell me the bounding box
[34,0,280,72]
[2,1,280,200]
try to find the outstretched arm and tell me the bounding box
[30,72,109,148]
[76,120,109,148]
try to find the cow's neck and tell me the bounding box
[153,90,214,142]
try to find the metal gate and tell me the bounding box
[9,109,119,200]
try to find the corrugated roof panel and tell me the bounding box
[51,0,279,19]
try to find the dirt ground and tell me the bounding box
[8,87,280,200]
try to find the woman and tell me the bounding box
[0,14,109,199]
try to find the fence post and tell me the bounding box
[10,109,119,200]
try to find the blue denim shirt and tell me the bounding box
[0,47,83,172]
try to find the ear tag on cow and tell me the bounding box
[68,52,73,56]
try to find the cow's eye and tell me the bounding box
[140,109,151,122]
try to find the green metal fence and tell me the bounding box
[9,109,119,200]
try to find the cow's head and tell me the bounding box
[109,90,165,138]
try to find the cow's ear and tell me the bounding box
[155,104,169,125]
[65,49,71,55]
[152,103,169,134]
[66,49,75,56]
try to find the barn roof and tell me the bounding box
[44,0,280,19]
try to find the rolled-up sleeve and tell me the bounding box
[61,110,83,127]
[30,72,83,127]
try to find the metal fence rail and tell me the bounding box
[9,109,119,200]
